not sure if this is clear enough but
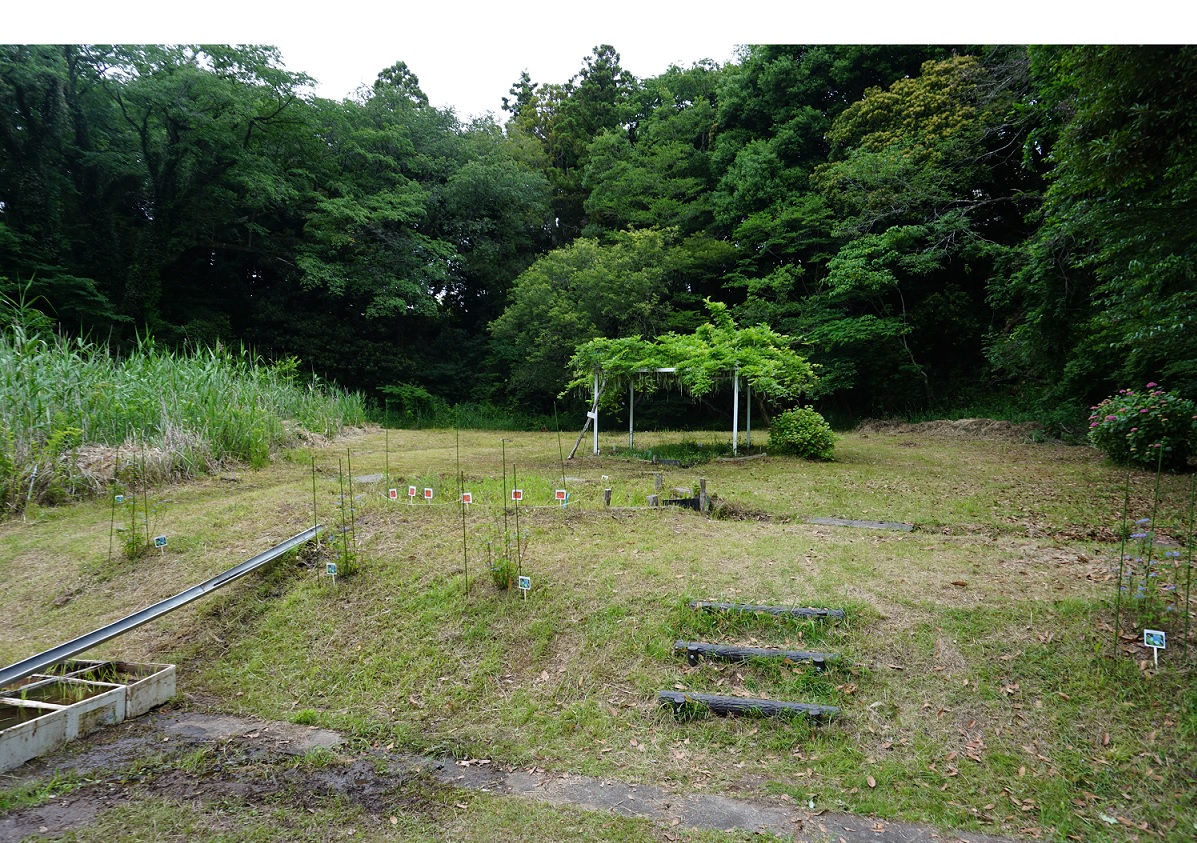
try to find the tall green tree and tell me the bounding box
[490,228,679,405]
[805,50,1039,412]
[994,46,1197,410]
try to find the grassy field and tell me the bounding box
[1,423,1194,842]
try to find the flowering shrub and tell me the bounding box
[768,406,836,460]
[1088,383,1197,469]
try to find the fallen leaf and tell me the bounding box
[951,581,968,587]
[867,775,876,788]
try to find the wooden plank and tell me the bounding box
[674,641,833,669]
[689,601,844,620]
[658,690,839,720]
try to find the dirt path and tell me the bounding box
[1,710,1019,843]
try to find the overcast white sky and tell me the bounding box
[7,2,1184,121]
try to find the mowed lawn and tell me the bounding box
[1,424,1194,842]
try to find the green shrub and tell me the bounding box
[768,406,836,460]
[1088,383,1197,469]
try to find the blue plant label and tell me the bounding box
[1144,629,1166,649]
[326,562,338,576]
[153,535,167,548]
[114,494,124,504]
[518,576,531,591]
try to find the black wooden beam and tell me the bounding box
[658,690,839,720]
[689,601,844,620]
[674,640,834,669]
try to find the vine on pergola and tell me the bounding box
[562,301,819,457]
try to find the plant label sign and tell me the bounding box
[462,492,473,505]
[518,575,531,591]
[408,485,417,499]
[114,494,124,504]
[154,535,168,548]
[511,489,523,501]
[424,487,434,501]
[388,488,398,501]
[555,489,567,502]
[326,562,337,577]
[1144,628,1166,667]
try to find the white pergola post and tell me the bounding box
[629,382,634,450]
[592,372,600,455]
[746,383,751,449]
[732,367,740,456]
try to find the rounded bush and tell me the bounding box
[1088,383,1197,470]
[768,406,836,460]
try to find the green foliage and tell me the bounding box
[380,383,450,427]
[0,308,366,515]
[1087,384,1197,469]
[562,300,818,412]
[610,438,735,467]
[766,406,837,460]
[491,229,678,405]
[998,46,1197,407]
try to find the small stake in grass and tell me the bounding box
[518,575,531,601]
[408,485,417,504]
[311,456,319,550]
[511,470,523,581]
[424,487,433,504]
[154,535,167,556]
[388,488,398,501]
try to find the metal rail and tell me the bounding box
[0,525,323,689]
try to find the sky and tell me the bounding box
[6,3,1183,120]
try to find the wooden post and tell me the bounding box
[603,488,612,507]
[648,494,658,507]
[699,478,708,513]
[655,473,663,492]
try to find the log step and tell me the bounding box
[690,601,844,620]
[658,690,839,720]
[675,641,833,669]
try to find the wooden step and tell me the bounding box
[658,690,839,720]
[674,640,833,669]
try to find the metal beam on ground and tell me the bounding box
[0,526,323,689]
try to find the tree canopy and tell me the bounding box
[3,43,1194,431]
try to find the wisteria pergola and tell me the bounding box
[562,302,819,459]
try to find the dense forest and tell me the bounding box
[2,44,1194,431]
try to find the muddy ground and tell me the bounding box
[1,709,1019,843]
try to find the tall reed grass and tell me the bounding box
[0,318,366,515]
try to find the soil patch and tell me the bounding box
[856,419,1045,442]
[1,710,1020,843]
